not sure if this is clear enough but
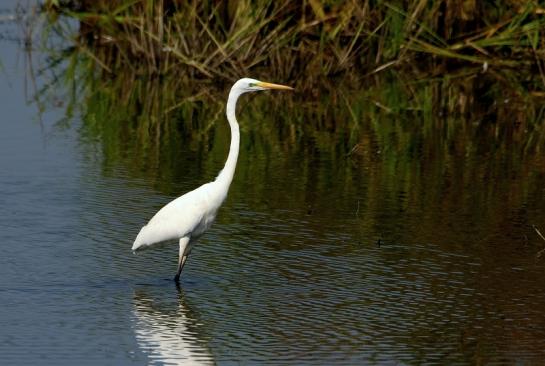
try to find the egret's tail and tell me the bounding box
[132,225,152,252]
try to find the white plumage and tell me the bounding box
[131,78,293,282]
[132,182,221,250]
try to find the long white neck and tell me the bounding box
[215,89,241,189]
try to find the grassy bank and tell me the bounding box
[43,0,545,88]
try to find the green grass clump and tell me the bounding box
[43,0,545,88]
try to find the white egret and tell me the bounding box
[132,78,293,282]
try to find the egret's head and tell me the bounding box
[233,78,294,94]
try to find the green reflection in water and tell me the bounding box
[68,59,545,254]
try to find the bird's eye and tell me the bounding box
[249,83,256,87]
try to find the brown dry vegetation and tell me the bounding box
[44,0,545,90]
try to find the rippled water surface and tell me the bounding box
[2,5,545,365]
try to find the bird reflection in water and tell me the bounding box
[132,285,214,365]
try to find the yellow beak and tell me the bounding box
[256,81,294,91]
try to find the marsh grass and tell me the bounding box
[43,0,545,87]
[33,1,545,125]
[35,1,545,151]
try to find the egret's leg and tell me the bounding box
[174,237,190,283]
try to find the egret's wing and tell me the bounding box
[132,183,212,250]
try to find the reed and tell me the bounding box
[43,0,545,88]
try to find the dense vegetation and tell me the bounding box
[36,0,544,127]
[44,0,545,86]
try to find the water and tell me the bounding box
[2,5,545,365]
